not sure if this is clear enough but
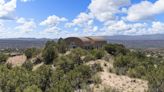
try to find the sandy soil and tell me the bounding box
[32,62,44,71]
[87,60,148,92]
[7,55,27,67]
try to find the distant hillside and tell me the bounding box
[104,34,164,40]
[103,34,164,48]
[108,40,164,49]
[1,34,164,49]
[0,38,52,49]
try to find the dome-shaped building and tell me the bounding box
[64,37,107,49]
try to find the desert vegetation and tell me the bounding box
[0,40,163,92]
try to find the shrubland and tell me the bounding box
[0,40,104,92]
[105,44,164,92]
[0,40,164,92]
[0,53,8,64]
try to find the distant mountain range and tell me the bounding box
[1,34,164,49]
[104,34,164,48]
[104,34,164,40]
[0,38,50,49]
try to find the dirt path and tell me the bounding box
[87,60,148,92]
[32,62,44,71]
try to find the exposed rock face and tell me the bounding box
[7,55,27,67]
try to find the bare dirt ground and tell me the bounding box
[32,62,44,71]
[7,55,27,67]
[87,60,148,92]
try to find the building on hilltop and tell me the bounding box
[64,37,107,49]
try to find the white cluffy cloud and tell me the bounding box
[150,22,164,34]
[127,0,164,21]
[40,15,67,34]
[40,15,67,27]
[88,0,131,22]
[0,21,12,38]
[43,26,61,34]
[66,12,98,32]
[66,0,131,34]
[102,20,164,35]
[66,13,93,27]
[0,0,17,19]
[0,21,6,32]
[103,20,148,35]
[15,17,36,33]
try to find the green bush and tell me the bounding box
[0,66,33,92]
[42,45,58,64]
[104,44,128,56]
[83,54,96,62]
[75,65,92,79]
[0,53,8,64]
[90,49,105,59]
[67,50,83,66]
[55,56,74,73]
[127,66,146,78]
[22,61,33,71]
[44,40,57,49]
[57,38,67,53]
[34,65,53,91]
[25,48,40,59]
[71,48,88,56]
[147,66,164,92]
[23,85,42,92]
[6,63,12,69]
[114,54,131,68]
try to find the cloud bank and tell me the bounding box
[0,0,164,38]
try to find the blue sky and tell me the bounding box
[0,0,164,38]
[17,0,91,19]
